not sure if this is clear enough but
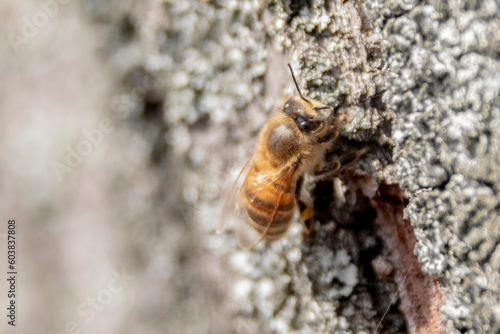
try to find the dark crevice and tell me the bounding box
[285,0,313,21]
[122,67,170,166]
[119,14,136,41]
[307,173,444,333]
[308,177,408,333]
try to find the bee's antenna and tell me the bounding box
[288,63,311,103]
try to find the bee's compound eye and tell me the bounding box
[283,99,300,116]
[299,119,321,134]
[284,102,291,114]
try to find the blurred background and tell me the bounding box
[0,0,247,333]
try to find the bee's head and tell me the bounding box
[283,64,335,135]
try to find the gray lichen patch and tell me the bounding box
[119,0,272,164]
[378,0,500,332]
[225,225,356,334]
[406,175,500,331]
[266,0,389,142]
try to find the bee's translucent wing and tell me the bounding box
[217,152,257,234]
[234,165,297,250]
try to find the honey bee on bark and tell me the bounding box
[217,64,369,249]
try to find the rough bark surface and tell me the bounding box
[1,0,498,333]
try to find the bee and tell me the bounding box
[217,64,369,249]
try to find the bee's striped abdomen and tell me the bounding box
[243,162,297,240]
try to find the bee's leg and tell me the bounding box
[314,147,370,178]
[314,160,341,177]
[295,176,315,235]
[317,114,347,144]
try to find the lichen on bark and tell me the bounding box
[93,0,500,332]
